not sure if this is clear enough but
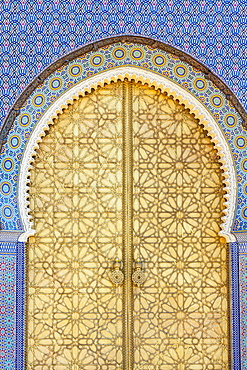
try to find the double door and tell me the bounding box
[28,81,229,370]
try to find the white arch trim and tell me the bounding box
[18,66,237,242]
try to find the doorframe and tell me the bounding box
[0,39,244,369]
[20,67,239,370]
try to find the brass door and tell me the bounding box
[28,81,229,370]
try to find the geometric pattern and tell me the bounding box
[28,83,124,369]
[27,82,229,369]
[0,0,246,126]
[0,42,246,233]
[240,252,247,369]
[0,3,246,367]
[132,83,229,369]
[0,253,16,370]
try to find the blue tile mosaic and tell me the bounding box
[0,1,246,369]
[0,0,246,126]
[0,253,16,370]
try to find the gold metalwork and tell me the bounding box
[109,258,124,286]
[28,82,124,369]
[122,80,134,370]
[28,81,229,370]
[132,259,146,287]
[132,83,229,369]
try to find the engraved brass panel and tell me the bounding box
[28,81,229,370]
[132,83,229,369]
[28,83,124,369]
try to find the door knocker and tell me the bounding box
[109,258,124,286]
[132,259,146,286]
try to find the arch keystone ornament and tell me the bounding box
[0,40,245,370]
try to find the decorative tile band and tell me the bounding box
[240,253,247,369]
[0,253,16,370]
[15,242,25,370]
[231,242,241,370]
[0,243,17,254]
[239,243,247,255]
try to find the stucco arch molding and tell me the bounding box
[19,67,237,242]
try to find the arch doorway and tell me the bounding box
[27,81,229,370]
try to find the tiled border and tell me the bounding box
[239,247,247,370]
[231,242,241,370]
[15,242,25,370]
[0,250,16,370]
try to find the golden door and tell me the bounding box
[27,81,229,370]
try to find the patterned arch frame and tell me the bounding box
[1,41,247,236]
[0,39,246,369]
[19,67,237,243]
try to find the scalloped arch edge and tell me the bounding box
[18,67,237,242]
